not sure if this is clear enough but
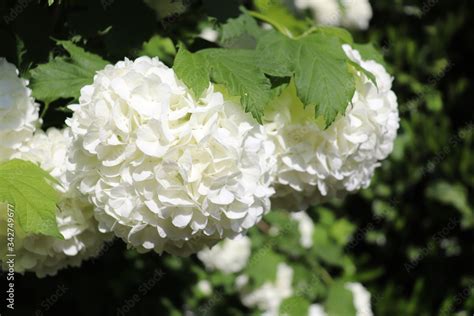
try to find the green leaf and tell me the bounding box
[139,35,176,65]
[426,181,472,226]
[330,219,355,246]
[257,31,356,126]
[205,49,272,122]
[348,59,378,88]
[177,29,365,125]
[325,282,357,316]
[0,159,61,238]
[219,12,263,48]
[253,0,310,36]
[313,26,354,44]
[30,41,109,102]
[353,43,387,68]
[15,35,27,72]
[293,34,356,126]
[318,207,336,226]
[280,296,311,316]
[174,46,210,97]
[256,31,296,77]
[311,208,353,265]
[312,225,344,266]
[425,91,443,112]
[174,48,273,122]
[265,211,302,256]
[57,41,108,71]
[246,249,283,287]
[292,262,327,300]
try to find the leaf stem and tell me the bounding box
[318,265,334,285]
[293,26,319,40]
[40,102,50,119]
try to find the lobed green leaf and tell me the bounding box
[30,41,109,102]
[0,159,62,238]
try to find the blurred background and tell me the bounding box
[0,0,473,315]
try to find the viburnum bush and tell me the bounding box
[6,0,470,315]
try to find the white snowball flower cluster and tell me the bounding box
[238,263,294,316]
[345,282,374,316]
[308,304,327,316]
[197,236,251,274]
[290,211,315,248]
[67,57,275,256]
[199,27,219,42]
[0,128,110,277]
[294,0,373,30]
[341,0,373,30]
[294,0,341,26]
[0,58,40,162]
[264,44,399,211]
[197,280,213,296]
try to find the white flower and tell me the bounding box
[197,236,251,274]
[341,0,373,30]
[240,263,293,316]
[236,274,250,289]
[308,304,328,316]
[67,57,275,256]
[14,128,70,184]
[295,0,342,26]
[290,211,314,248]
[0,128,110,277]
[295,0,373,30]
[199,27,219,42]
[265,44,399,211]
[0,58,40,162]
[197,280,213,296]
[345,282,374,316]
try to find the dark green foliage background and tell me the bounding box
[0,0,473,315]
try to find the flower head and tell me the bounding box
[341,0,373,30]
[295,0,373,30]
[197,236,251,274]
[295,0,342,26]
[265,45,399,211]
[345,282,374,316]
[291,211,315,248]
[0,128,110,277]
[239,263,294,316]
[0,58,39,162]
[67,57,275,256]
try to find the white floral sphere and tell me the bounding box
[197,236,251,274]
[199,27,219,42]
[238,263,294,316]
[294,0,372,30]
[295,0,341,26]
[0,128,110,277]
[345,282,374,316]
[67,57,275,256]
[290,211,314,248]
[264,44,399,211]
[0,58,40,162]
[308,304,328,316]
[197,280,213,296]
[341,0,373,30]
